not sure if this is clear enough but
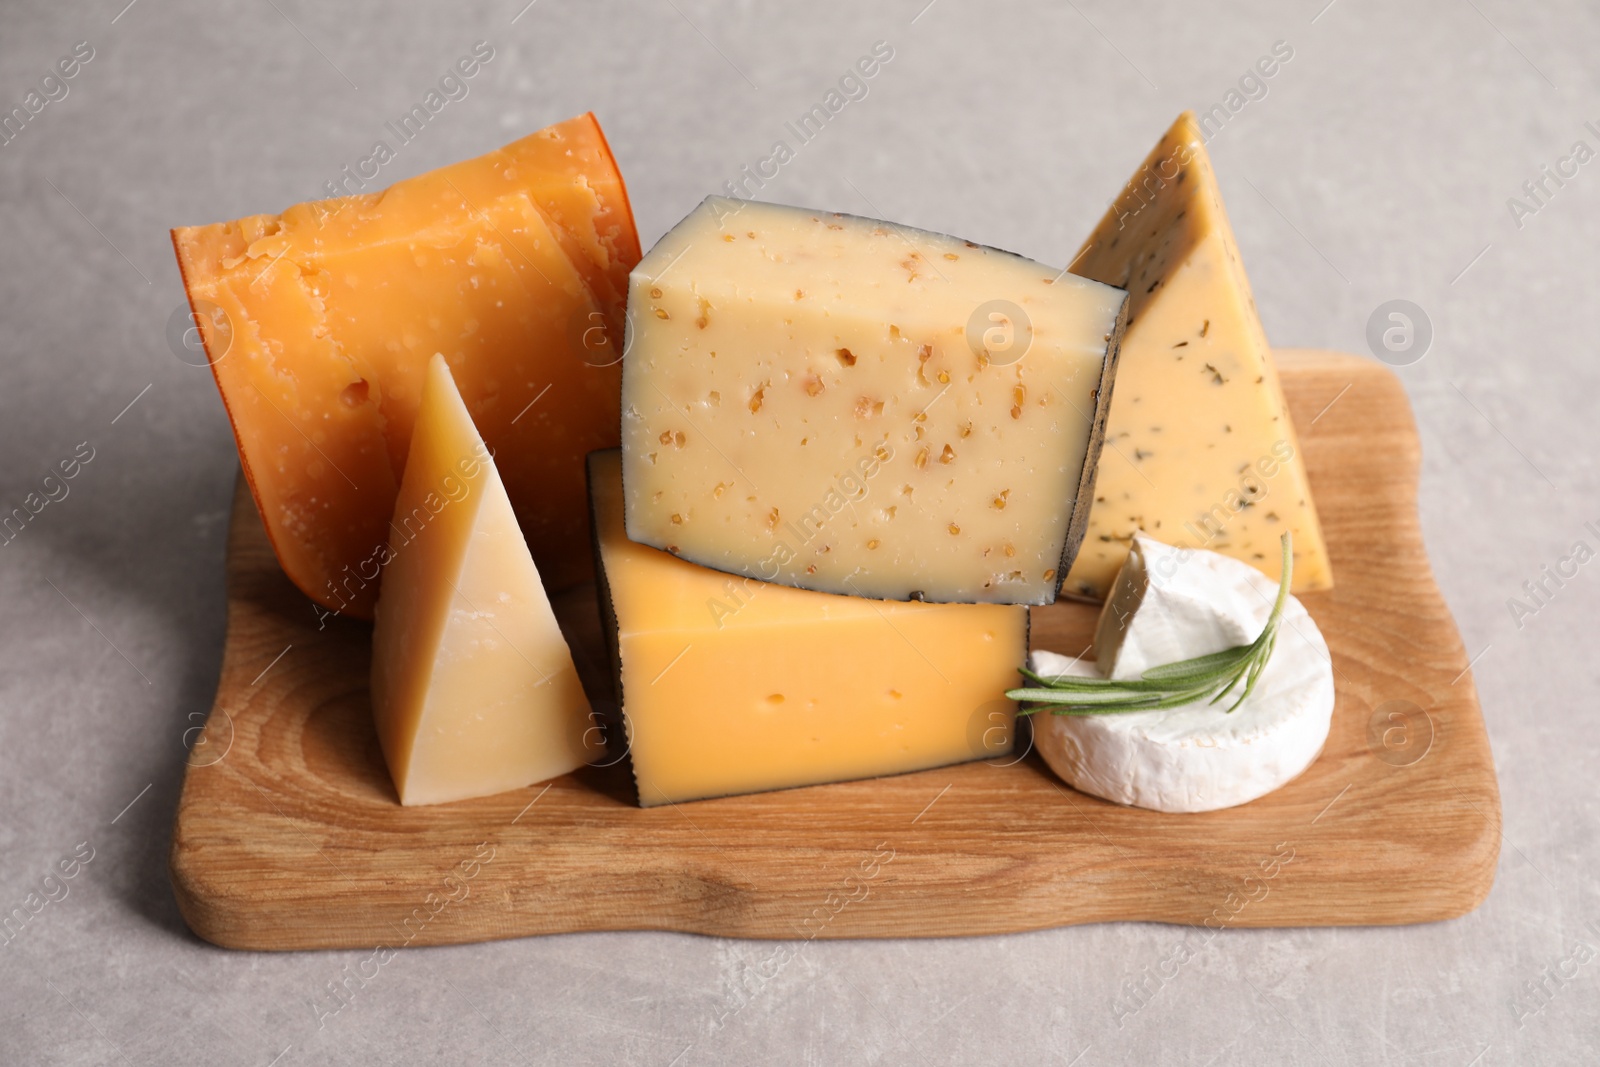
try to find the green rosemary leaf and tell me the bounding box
[1139,645,1251,681]
[1006,686,1161,705]
[1017,665,1063,687]
[1017,672,1178,694]
[1011,533,1295,718]
[1014,682,1225,716]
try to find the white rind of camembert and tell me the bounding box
[1031,539,1333,813]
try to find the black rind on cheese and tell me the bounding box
[1051,290,1131,601]
[585,448,639,806]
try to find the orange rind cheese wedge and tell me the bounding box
[173,113,639,618]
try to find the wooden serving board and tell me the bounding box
[170,350,1501,950]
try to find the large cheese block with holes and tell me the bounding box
[371,355,601,806]
[589,449,1027,806]
[1064,111,1331,600]
[619,196,1128,606]
[172,113,639,619]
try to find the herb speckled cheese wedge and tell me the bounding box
[1065,112,1332,600]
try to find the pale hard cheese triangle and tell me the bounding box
[371,355,601,806]
[1031,544,1334,813]
[1065,112,1332,600]
[589,449,1028,807]
[621,196,1128,607]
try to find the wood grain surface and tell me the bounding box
[169,350,1501,950]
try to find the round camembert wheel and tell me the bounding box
[1030,535,1334,813]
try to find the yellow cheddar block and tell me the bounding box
[173,113,639,619]
[1065,112,1332,599]
[589,449,1025,807]
[371,355,601,806]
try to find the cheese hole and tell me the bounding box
[765,693,785,705]
[341,379,370,407]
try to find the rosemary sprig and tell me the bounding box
[1008,532,1293,717]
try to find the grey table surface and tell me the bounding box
[1,0,1595,1063]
